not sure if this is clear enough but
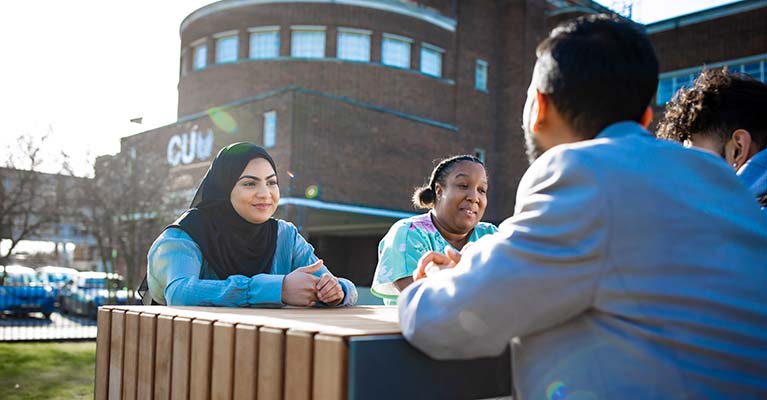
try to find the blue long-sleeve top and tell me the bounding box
[147,219,357,307]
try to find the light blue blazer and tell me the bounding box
[147,219,357,307]
[399,122,767,399]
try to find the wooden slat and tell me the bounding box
[190,319,213,400]
[233,324,259,400]
[171,317,192,400]
[210,322,235,400]
[95,308,112,400]
[154,315,175,400]
[312,335,348,400]
[137,312,158,400]
[122,311,141,400]
[284,330,314,400]
[257,327,285,400]
[108,309,126,400]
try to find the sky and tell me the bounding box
[0,0,745,176]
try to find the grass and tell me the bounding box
[0,341,95,400]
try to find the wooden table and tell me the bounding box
[95,305,510,400]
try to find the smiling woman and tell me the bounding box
[370,155,498,305]
[145,142,357,307]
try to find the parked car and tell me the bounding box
[0,265,56,319]
[37,266,79,289]
[36,266,79,305]
[60,272,135,319]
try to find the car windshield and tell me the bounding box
[44,273,71,283]
[4,273,38,285]
[81,278,125,289]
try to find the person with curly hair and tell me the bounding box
[657,68,767,209]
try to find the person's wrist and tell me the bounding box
[279,274,288,305]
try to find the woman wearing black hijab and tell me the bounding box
[147,143,357,307]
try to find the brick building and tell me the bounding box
[110,0,766,286]
[647,0,767,108]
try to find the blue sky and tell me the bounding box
[595,0,742,23]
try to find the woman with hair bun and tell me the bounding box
[371,155,497,305]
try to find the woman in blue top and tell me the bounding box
[371,155,498,305]
[147,143,357,307]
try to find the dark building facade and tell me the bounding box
[647,0,767,109]
[111,0,766,286]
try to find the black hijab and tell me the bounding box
[169,142,279,279]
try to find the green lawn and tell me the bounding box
[0,341,95,400]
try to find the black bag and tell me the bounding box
[137,274,160,305]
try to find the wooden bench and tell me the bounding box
[95,305,511,400]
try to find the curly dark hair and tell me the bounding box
[656,68,767,151]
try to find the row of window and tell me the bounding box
[258,109,487,163]
[656,56,767,105]
[184,26,490,91]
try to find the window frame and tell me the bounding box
[290,25,327,59]
[263,111,277,148]
[656,54,767,105]
[191,38,208,71]
[381,33,413,69]
[419,42,444,78]
[475,59,488,91]
[336,27,372,62]
[214,30,240,64]
[473,148,486,164]
[248,26,281,59]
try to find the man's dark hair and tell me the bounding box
[657,68,767,151]
[534,14,659,138]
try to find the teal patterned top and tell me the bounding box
[371,212,498,305]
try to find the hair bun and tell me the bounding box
[412,186,435,209]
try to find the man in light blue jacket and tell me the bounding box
[399,14,767,400]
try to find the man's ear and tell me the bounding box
[640,107,653,129]
[730,129,754,169]
[533,90,549,133]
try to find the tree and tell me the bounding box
[71,147,173,299]
[0,135,66,282]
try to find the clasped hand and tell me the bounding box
[412,244,470,282]
[281,260,344,307]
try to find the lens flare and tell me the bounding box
[207,107,238,133]
[305,184,319,199]
[546,381,567,400]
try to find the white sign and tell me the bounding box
[167,127,214,166]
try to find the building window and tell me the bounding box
[263,111,277,148]
[420,43,443,77]
[741,62,764,82]
[474,148,486,163]
[215,31,239,64]
[476,59,488,91]
[192,40,207,70]
[337,28,371,62]
[180,49,188,77]
[291,26,326,58]
[656,56,767,105]
[382,34,412,69]
[249,26,280,59]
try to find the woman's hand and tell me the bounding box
[281,260,322,306]
[413,247,463,282]
[316,273,345,306]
